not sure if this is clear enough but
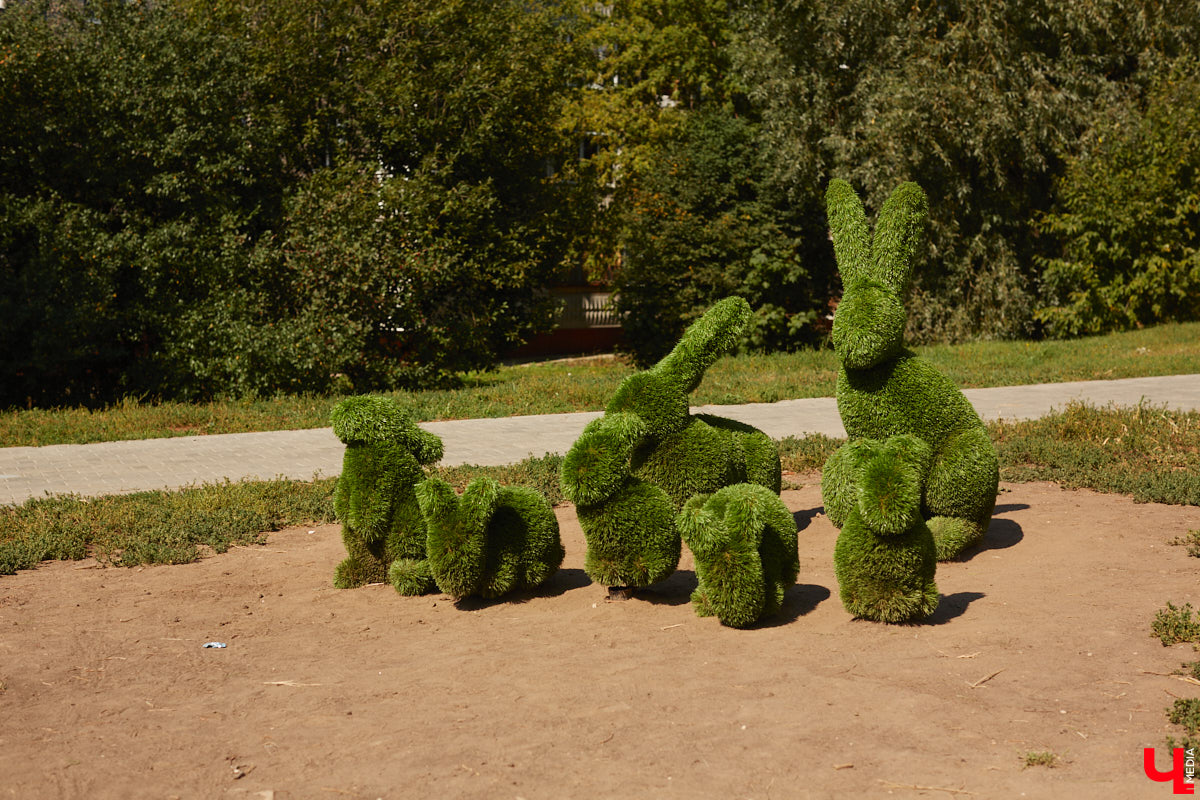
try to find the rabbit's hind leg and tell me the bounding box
[925,427,1000,560]
[388,557,436,596]
[927,516,987,561]
[333,529,388,588]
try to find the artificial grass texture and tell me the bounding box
[677,483,799,628]
[560,297,782,589]
[8,319,1200,448]
[418,476,563,600]
[825,180,998,560]
[827,435,939,623]
[330,396,443,592]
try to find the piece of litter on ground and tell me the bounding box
[202,642,227,649]
[263,680,321,687]
[308,530,315,534]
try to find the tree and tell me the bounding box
[1035,63,1200,337]
[616,109,816,364]
[732,0,1200,342]
[0,0,285,405]
[0,0,590,405]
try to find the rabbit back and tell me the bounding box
[837,352,983,448]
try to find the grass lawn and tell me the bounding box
[4,321,1200,447]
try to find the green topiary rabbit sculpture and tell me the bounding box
[416,476,564,600]
[822,180,999,560]
[331,395,444,593]
[826,434,939,623]
[676,483,799,628]
[559,296,782,592]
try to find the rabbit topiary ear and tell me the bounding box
[559,412,649,507]
[881,433,933,479]
[655,295,751,394]
[415,477,461,525]
[872,182,927,296]
[825,179,872,285]
[458,476,502,542]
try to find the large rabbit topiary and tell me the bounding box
[822,180,999,560]
[560,296,782,592]
[416,476,564,600]
[331,395,444,593]
[827,434,939,623]
[676,483,799,628]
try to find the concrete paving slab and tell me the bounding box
[1,373,1197,505]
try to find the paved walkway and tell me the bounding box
[2,373,1198,505]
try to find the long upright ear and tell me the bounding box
[825,179,871,285]
[415,477,460,527]
[458,477,501,541]
[655,295,751,394]
[872,182,927,295]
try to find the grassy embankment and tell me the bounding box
[4,320,1200,447]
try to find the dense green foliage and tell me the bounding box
[677,482,798,628]
[615,111,815,365]
[4,0,1200,407]
[827,435,939,623]
[0,0,583,406]
[330,395,442,591]
[736,0,1200,343]
[418,476,563,600]
[1036,64,1200,336]
[560,298,781,588]
[823,181,998,560]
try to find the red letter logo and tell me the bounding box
[1145,748,1196,794]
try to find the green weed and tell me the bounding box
[1170,530,1200,557]
[434,454,566,507]
[0,456,569,575]
[1166,698,1200,754]
[991,402,1200,506]
[1021,751,1059,768]
[1153,603,1200,647]
[0,478,338,575]
[1166,734,1200,753]
[5,398,1200,577]
[777,434,844,473]
[1169,698,1200,734]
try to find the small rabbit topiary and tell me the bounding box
[559,296,782,592]
[676,483,799,628]
[331,395,444,593]
[827,434,939,623]
[823,180,999,560]
[416,476,564,600]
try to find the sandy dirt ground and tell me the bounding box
[3,476,1200,800]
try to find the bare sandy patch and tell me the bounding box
[2,479,1198,799]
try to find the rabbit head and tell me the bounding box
[331,394,444,465]
[605,295,751,438]
[826,180,928,370]
[562,296,751,509]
